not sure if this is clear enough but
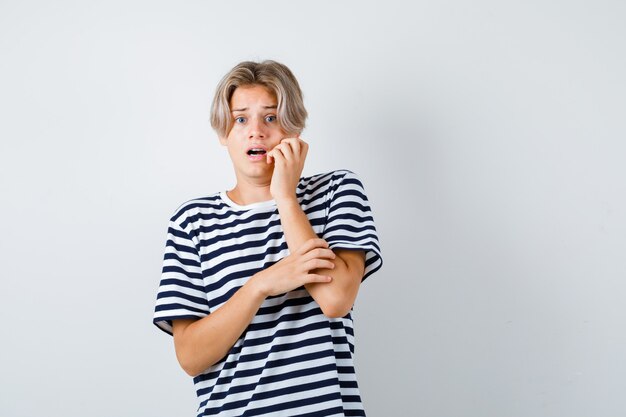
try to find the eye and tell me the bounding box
[265,115,277,123]
[235,116,246,123]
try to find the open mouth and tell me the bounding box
[247,149,267,156]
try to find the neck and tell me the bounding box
[227,180,273,206]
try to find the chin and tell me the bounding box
[241,165,272,177]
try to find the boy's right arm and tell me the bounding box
[172,277,266,377]
[171,238,336,377]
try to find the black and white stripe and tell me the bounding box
[154,169,383,416]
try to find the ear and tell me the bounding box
[218,136,227,146]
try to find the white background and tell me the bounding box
[1,1,625,416]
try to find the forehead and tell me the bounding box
[230,84,277,109]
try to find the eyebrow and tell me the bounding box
[231,105,277,112]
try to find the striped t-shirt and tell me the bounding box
[153,169,383,416]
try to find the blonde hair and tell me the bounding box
[210,60,308,139]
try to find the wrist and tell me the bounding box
[247,272,270,300]
[274,195,299,208]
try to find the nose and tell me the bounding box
[247,116,266,139]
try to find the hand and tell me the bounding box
[251,238,335,297]
[266,137,308,201]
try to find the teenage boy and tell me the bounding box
[153,60,383,416]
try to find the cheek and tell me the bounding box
[271,125,288,137]
[226,125,245,141]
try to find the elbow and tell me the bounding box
[175,345,213,378]
[179,354,213,378]
[186,368,203,378]
[315,283,356,319]
[177,351,201,377]
[181,362,201,378]
[176,347,224,377]
[319,298,353,319]
[172,319,217,377]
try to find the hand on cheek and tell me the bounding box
[267,137,309,200]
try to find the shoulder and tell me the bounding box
[168,192,222,228]
[299,169,359,189]
[298,169,366,201]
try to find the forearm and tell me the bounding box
[276,198,320,253]
[276,197,353,317]
[174,276,266,377]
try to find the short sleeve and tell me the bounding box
[322,170,383,282]
[153,217,210,336]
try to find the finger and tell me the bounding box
[290,138,306,160]
[302,274,332,285]
[305,258,336,271]
[283,138,301,159]
[276,142,294,163]
[319,248,336,259]
[270,147,287,165]
[296,238,318,255]
[307,248,336,261]
[299,250,335,270]
[302,248,336,264]
[300,140,308,159]
[266,147,279,164]
[299,238,329,255]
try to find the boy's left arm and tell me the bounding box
[267,137,365,318]
[276,197,365,318]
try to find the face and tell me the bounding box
[219,84,289,181]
